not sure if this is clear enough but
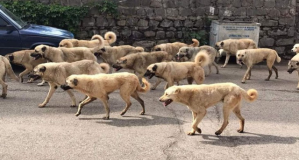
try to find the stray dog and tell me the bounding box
[31,45,97,63]
[5,50,47,83]
[236,48,281,83]
[145,52,208,89]
[91,31,117,46]
[61,72,150,119]
[94,45,144,66]
[215,39,257,68]
[59,34,104,48]
[152,39,200,60]
[176,45,219,76]
[287,54,299,89]
[31,60,109,108]
[0,55,19,98]
[291,44,299,54]
[159,83,258,135]
[112,51,171,83]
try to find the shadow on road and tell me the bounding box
[200,132,299,147]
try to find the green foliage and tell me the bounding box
[96,0,118,17]
[184,30,209,46]
[0,0,89,34]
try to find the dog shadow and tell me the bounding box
[79,114,185,127]
[200,132,299,147]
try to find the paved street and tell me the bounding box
[1,60,299,160]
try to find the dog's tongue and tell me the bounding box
[114,68,117,71]
[163,102,167,107]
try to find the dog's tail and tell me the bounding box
[275,51,281,63]
[194,51,210,67]
[63,41,73,48]
[137,78,151,93]
[189,39,200,47]
[91,35,104,47]
[104,31,117,45]
[219,49,225,56]
[99,63,110,74]
[135,46,144,52]
[241,89,258,102]
[2,56,19,82]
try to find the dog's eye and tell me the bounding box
[242,55,244,57]
[291,65,293,67]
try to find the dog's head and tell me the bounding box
[31,64,47,79]
[176,47,192,61]
[291,44,299,53]
[61,75,79,91]
[94,47,106,57]
[287,61,299,74]
[31,45,48,60]
[152,44,166,52]
[159,86,181,107]
[144,64,158,79]
[236,50,247,65]
[215,41,225,50]
[112,58,127,71]
[4,53,14,63]
[59,40,73,48]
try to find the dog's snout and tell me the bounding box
[8,55,14,62]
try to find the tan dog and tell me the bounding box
[31,45,97,62]
[94,45,144,66]
[112,51,171,81]
[236,48,281,83]
[287,54,299,89]
[61,73,150,119]
[159,83,258,135]
[176,45,219,76]
[5,50,47,83]
[59,34,105,48]
[91,31,117,46]
[31,60,109,108]
[215,39,257,68]
[0,55,19,98]
[145,52,208,90]
[152,39,200,60]
[291,44,299,54]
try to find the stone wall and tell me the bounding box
[18,0,298,55]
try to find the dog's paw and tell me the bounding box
[241,81,246,84]
[215,130,222,136]
[197,127,202,134]
[120,111,126,116]
[150,87,156,90]
[75,112,81,116]
[264,78,270,81]
[275,76,278,79]
[187,131,196,136]
[38,104,46,108]
[140,111,145,115]
[237,129,244,133]
[221,65,226,68]
[70,105,76,108]
[37,83,44,86]
[1,94,7,99]
[103,116,110,120]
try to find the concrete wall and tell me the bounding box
[17,0,298,55]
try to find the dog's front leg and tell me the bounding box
[66,90,76,107]
[100,97,110,120]
[0,79,8,98]
[75,96,96,116]
[241,66,251,83]
[39,82,56,107]
[151,78,162,90]
[19,68,32,83]
[187,110,206,135]
[222,53,230,68]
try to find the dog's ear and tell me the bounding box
[73,78,78,86]
[175,88,181,94]
[220,42,224,47]
[152,65,158,71]
[296,61,299,66]
[42,46,47,52]
[39,66,46,72]
[155,47,161,51]
[101,48,106,52]
[122,59,127,64]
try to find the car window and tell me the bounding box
[0,16,8,29]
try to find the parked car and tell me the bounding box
[0,5,74,55]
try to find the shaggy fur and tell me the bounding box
[159,83,258,135]
[145,52,209,90]
[59,35,104,48]
[91,31,117,46]
[0,55,19,98]
[152,39,200,60]
[5,50,47,83]
[61,72,150,119]
[215,39,257,68]
[236,48,281,83]
[176,45,219,76]
[32,60,109,108]
[287,54,299,89]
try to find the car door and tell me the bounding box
[0,15,22,55]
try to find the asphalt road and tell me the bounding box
[1,60,299,160]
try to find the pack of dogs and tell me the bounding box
[1,32,298,136]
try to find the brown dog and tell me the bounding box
[159,83,258,135]
[145,51,209,89]
[91,31,117,46]
[32,60,109,108]
[152,39,200,60]
[215,39,257,68]
[61,72,150,119]
[236,48,281,83]
[5,50,47,83]
[0,55,19,98]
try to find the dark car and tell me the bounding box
[0,5,74,55]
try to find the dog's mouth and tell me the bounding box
[144,70,155,79]
[94,52,101,57]
[287,68,296,74]
[162,99,173,107]
[60,84,73,90]
[31,53,42,60]
[237,60,245,65]
[112,65,123,71]
[28,74,41,80]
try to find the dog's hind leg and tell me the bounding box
[213,61,219,74]
[187,109,206,135]
[75,96,96,116]
[131,91,145,115]
[233,104,245,133]
[187,77,194,84]
[0,78,7,99]
[99,97,110,120]
[39,83,56,107]
[19,68,32,83]
[66,90,76,107]
[265,67,272,81]
[272,66,278,79]
[120,90,132,116]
